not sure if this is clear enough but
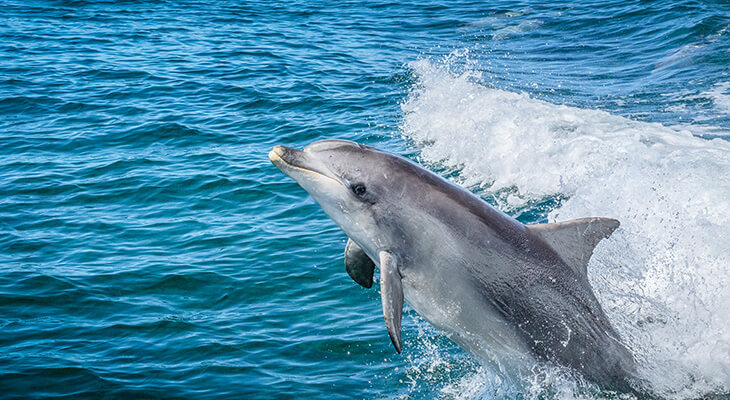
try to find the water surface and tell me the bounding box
[1,1,729,398]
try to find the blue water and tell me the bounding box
[2,1,729,399]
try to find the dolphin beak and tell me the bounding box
[269,145,310,175]
[269,145,299,167]
[269,145,339,184]
[269,145,286,160]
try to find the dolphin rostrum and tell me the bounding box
[269,140,637,392]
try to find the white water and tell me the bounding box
[706,82,730,115]
[400,59,730,399]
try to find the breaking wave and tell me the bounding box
[400,59,730,399]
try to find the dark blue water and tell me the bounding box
[2,1,729,399]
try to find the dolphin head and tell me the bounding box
[269,139,414,257]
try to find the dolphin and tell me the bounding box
[269,140,637,392]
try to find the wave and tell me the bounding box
[704,82,730,115]
[399,59,730,399]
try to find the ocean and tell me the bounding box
[1,1,728,398]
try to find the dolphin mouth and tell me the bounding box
[269,145,338,183]
[269,145,306,170]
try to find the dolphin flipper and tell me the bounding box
[528,217,620,276]
[379,251,403,353]
[344,239,375,288]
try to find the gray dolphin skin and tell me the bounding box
[269,140,637,393]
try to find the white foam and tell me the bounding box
[400,59,730,399]
[705,82,730,114]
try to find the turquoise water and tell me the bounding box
[2,1,729,398]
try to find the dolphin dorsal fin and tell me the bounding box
[527,217,620,276]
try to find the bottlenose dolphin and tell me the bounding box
[269,140,637,392]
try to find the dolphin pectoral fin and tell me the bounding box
[527,217,620,276]
[379,251,403,354]
[344,239,375,288]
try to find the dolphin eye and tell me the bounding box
[351,183,367,196]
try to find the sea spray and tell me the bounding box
[400,59,730,399]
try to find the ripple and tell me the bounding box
[1,0,728,398]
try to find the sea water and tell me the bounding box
[1,1,728,399]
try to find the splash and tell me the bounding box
[705,82,730,115]
[399,59,730,399]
